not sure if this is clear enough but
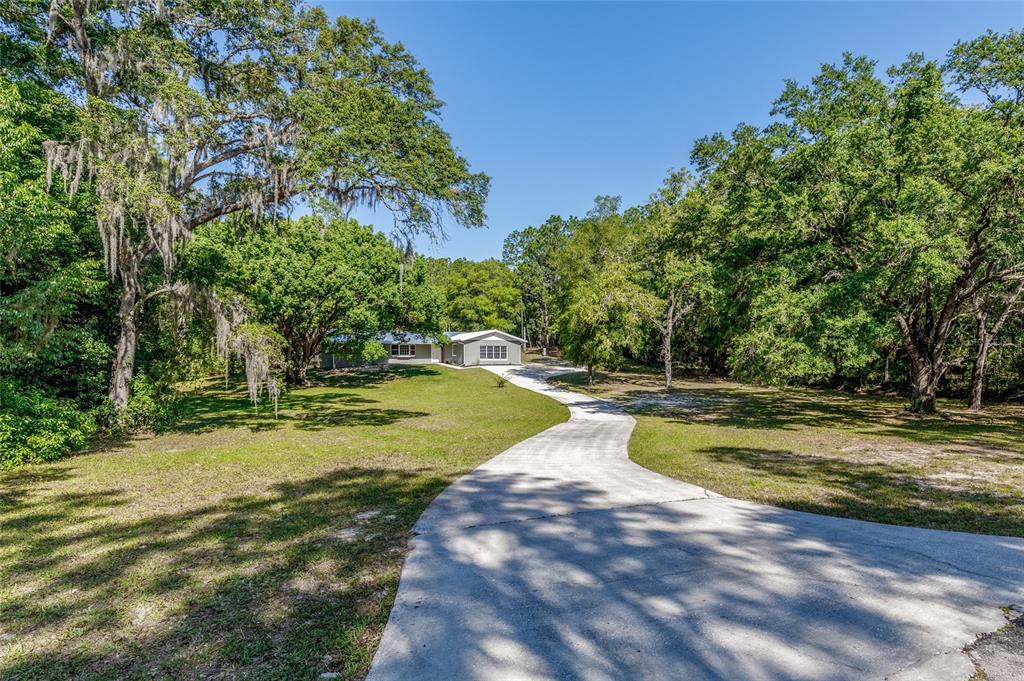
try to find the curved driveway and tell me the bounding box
[367,365,1024,681]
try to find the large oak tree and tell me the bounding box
[3,0,488,406]
[426,257,522,335]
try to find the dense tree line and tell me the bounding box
[504,30,1024,413]
[424,257,522,334]
[0,79,115,465]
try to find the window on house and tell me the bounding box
[390,344,415,357]
[480,345,507,360]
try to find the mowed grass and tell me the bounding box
[554,369,1024,537]
[0,366,568,681]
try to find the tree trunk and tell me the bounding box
[661,302,675,390]
[662,338,672,390]
[894,309,948,414]
[108,284,141,409]
[587,364,594,385]
[967,281,1024,411]
[285,337,313,386]
[908,359,940,414]
[967,335,990,411]
[286,359,308,385]
[541,302,552,351]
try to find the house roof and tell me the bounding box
[445,329,527,344]
[329,329,526,345]
[329,332,439,344]
[377,332,438,344]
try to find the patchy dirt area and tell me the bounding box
[626,392,736,413]
[966,607,1024,681]
[552,367,1024,537]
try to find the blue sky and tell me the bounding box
[327,1,1023,261]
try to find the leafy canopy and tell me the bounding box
[427,258,523,334]
[185,214,442,381]
[555,197,657,379]
[0,77,114,404]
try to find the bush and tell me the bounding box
[0,326,113,408]
[0,380,96,468]
[93,373,183,434]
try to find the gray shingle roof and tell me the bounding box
[329,329,526,345]
[329,332,439,344]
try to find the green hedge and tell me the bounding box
[0,380,96,468]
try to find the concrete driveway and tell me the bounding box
[367,365,1024,681]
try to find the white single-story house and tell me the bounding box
[439,330,526,366]
[318,330,526,368]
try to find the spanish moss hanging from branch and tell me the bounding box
[231,323,286,418]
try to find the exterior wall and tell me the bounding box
[384,343,439,365]
[462,341,479,366]
[462,336,523,366]
[442,343,464,365]
[319,335,522,369]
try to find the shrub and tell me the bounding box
[0,380,96,468]
[93,373,183,434]
[0,326,113,408]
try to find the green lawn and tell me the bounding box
[0,366,568,681]
[555,369,1024,537]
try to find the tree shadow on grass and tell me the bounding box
[0,466,77,509]
[0,463,456,681]
[308,365,442,388]
[586,380,1024,454]
[161,367,441,436]
[553,367,1024,453]
[4,448,1022,680]
[699,445,1024,537]
[287,407,432,431]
